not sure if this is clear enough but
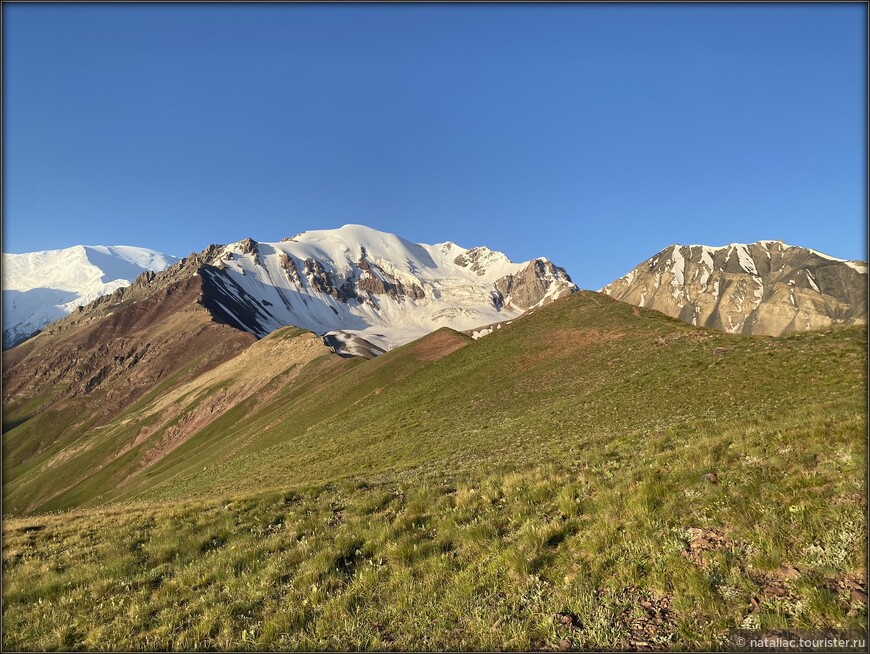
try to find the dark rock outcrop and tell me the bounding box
[303,258,356,303]
[495,260,574,311]
[454,247,495,276]
[278,253,302,285]
[357,247,425,301]
[237,238,259,256]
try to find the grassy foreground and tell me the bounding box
[3,403,866,650]
[2,294,867,650]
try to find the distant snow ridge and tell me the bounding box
[197,224,577,354]
[602,240,867,336]
[2,245,178,348]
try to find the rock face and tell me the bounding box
[496,259,572,311]
[356,247,425,301]
[602,240,867,336]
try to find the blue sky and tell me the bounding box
[3,2,866,289]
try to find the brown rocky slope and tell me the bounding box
[601,240,867,336]
[1,242,346,514]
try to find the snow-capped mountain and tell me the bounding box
[602,240,867,336]
[2,225,576,413]
[2,245,178,348]
[198,224,576,354]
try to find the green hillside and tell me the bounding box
[2,292,866,650]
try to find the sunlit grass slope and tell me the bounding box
[2,292,866,650]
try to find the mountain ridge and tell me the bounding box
[200,224,576,353]
[6,225,576,358]
[602,239,867,336]
[2,243,865,649]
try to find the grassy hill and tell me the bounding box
[2,292,866,650]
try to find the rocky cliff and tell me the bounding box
[602,240,867,336]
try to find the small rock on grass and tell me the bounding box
[554,613,580,629]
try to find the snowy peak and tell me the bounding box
[2,245,178,348]
[199,226,576,352]
[603,240,867,336]
[2,226,575,356]
[3,245,175,292]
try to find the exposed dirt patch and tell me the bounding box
[132,399,232,471]
[821,571,868,612]
[625,594,677,651]
[747,566,802,612]
[410,328,472,362]
[680,527,731,567]
[539,588,678,651]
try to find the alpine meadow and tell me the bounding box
[2,3,867,652]
[2,276,867,649]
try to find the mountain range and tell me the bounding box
[2,225,866,514]
[1,225,579,513]
[191,224,575,356]
[1,226,575,355]
[1,224,866,650]
[3,229,865,354]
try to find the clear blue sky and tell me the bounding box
[3,2,866,289]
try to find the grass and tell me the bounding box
[2,292,867,649]
[3,418,865,650]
